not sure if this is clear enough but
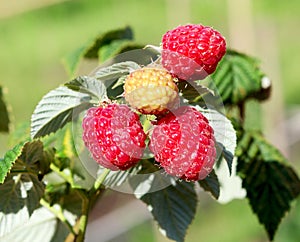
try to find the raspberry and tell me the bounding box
[149,106,216,181]
[82,104,147,170]
[161,24,226,80]
[124,68,179,115]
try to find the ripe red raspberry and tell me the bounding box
[82,104,147,170]
[124,68,179,115]
[149,106,216,181]
[162,24,226,80]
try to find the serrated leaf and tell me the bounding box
[236,129,300,240]
[51,123,78,159]
[31,86,91,139]
[65,76,107,101]
[126,159,172,198]
[140,177,197,242]
[98,165,141,189]
[0,141,48,210]
[1,140,51,184]
[0,86,9,132]
[98,160,161,193]
[44,182,70,206]
[195,107,246,203]
[92,61,140,99]
[198,169,220,199]
[216,142,234,175]
[195,106,237,174]
[177,81,215,104]
[0,173,45,236]
[0,206,30,238]
[62,26,134,76]
[94,61,140,82]
[16,141,52,177]
[0,207,58,242]
[111,75,127,90]
[211,50,266,105]
[0,142,25,184]
[84,26,133,58]
[98,39,144,63]
[0,141,54,237]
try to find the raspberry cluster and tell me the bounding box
[82,23,224,181]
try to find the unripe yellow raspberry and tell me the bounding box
[124,68,179,115]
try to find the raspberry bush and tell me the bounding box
[0,25,299,242]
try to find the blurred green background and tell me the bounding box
[1,0,299,241]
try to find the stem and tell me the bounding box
[40,198,76,236]
[93,168,110,192]
[47,165,110,241]
[74,169,110,242]
[50,163,74,187]
[74,190,90,242]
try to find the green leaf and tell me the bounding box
[0,173,45,234]
[0,86,9,132]
[65,76,107,101]
[1,141,49,209]
[177,81,215,105]
[44,182,70,206]
[62,26,134,76]
[211,50,268,105]
[16,141,53,177]
[84,26,133,58]
[140,177,197,242]
[31,86,92,139]
[94,61,140,82]
[195,107,247,203]
[198,169,220,199]
[50,123,78,159]
[99,39,144,63]
[195,106,237,175]
[236,129,300,240]
[50,219,70,242]
[0,142,25,184]
[97,160,161,192]
[0,141,54,237]
[0,207,59,242]
[44,180,82,217]
[92,61,140,99]
[99,165,141,189]
[1,140,52,183]
[216,142,234,175]
[111,75,127,90]
[0,205,30,237]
